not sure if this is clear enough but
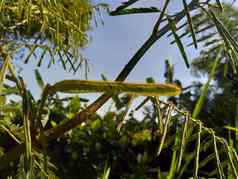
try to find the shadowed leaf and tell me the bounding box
[34,69,45,90]
[168,17,190,68]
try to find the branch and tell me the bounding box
[110,7,161,16]
[152,0,170,35]
[111,0,140,13]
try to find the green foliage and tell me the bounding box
[1,0,238,179]
[192,47,222,118]
[225,126,238,133]
[173,3,238,139]
[34,69,45,90]
[0,55,10,93]
[168,17,190,68]
[0,0,96,72]
[0,0,91,44]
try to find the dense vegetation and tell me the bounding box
[1,0,238,178]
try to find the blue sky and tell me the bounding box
[15,0,235,99]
